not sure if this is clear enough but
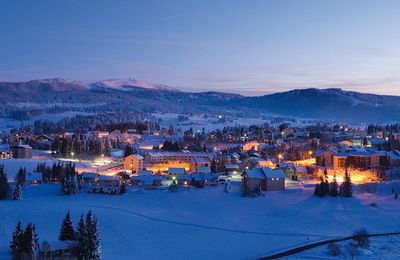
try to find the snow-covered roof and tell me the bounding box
[294,166,307,173]
[261,168,285,179]
[225,164,239,169]
[243,169,265,179]
[176,173,191,180]
[81,172,98,179]
[98,175,120,181]
[168,168,186,174]
[196,167,211,173]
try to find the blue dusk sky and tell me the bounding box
[0,0,399,96]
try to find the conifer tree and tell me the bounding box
[22,223,39,257]
[86,211,101,260]
[341,167,353,197]
[75,215,87,258]
[0,164,9,200]
[59,212,76,241]
[10,221,24,255]
[329,173,339,197]
[13,183,23,200]
[16,167,26,185]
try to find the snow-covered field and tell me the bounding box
[154,113,267,132]
[1,182,399,259]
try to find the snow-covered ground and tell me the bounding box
[290,235,400,259]
[0,111,92,134]
[1,181,399,259]
[154,113,267,132]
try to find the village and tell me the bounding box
[1,121,400,194]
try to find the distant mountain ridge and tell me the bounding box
[0,78,399,123]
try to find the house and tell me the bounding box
[175,173,191,186]
[242,167,285,192]
[224,164,239,175]
[241,168,265,192]
[293,166,308,180]
[25,172,43,184]
[195,167,211,174]
[11,144,33,159]
[81,172,98,184]
[98,175,120,188]
[131,174,163,188]
[262,168,285,191]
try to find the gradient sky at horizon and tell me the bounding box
[1,0,400,96]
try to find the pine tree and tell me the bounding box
[329,174,339,197]
[16,167,26,185]
[13,183,23,200]
[0,164,9,200]
[86,211,101,260]
[10,221,24,255]
[59,212,76,241]
[341,168,353,197]
[22,223,39,257]
[75,215,87,258]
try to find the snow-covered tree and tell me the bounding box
[59,212,76,241]
[86,211,101,260]
[16,167,26,185]
[13,183,23,200]
[10,221,24,255]
[75,215,87,258]
[22,223,39,257]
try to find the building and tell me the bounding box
[123,154,144,174]
[242,167,285,192]
[11,144,33,159]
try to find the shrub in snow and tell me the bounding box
[352,228,370,248]
[369,202,377,207]
[327,243,341,256]
[347,241,359,260]
[39,240,51,257]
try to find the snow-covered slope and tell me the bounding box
[90,79,179,92]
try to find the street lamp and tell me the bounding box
[278,154,283,163]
